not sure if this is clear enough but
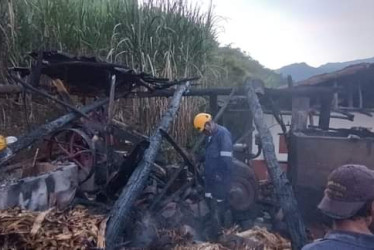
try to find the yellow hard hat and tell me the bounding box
[194,113,212,132]
[0,135,7,151]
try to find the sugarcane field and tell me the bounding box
[1,1,374,250]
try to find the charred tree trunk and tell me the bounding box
[245,80,307,250]
[105,82,191,249]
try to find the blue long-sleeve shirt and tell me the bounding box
[302,230,374,250]
[204,124,233,199]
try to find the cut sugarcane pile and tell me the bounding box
[0,206,106,249]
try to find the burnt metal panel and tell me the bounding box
[290,132,374,189]
[289,131,374,222]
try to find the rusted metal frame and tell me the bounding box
[192,87,237,153]
[105,81,191,249]
[245,80,307,250]
[149,164,185,211]
[10,75,90,119]
[148,129,202,211]
[53,136,90,170]
[0,92,129,167]
[159,129,202,183]
[156,181,194,215]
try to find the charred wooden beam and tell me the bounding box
[0,93,129,167]
[0,84,23,94]
[157,181,193,211]
[10,75,89,118]
[112,119,148,141]
[209,94,218,116]
[29,50,43,87]
[105,81,191,249]
[245,80,307,250]
[319,94,333,130]
[0,84,336,98]
[227,109,354,121]
[129,86,335,98]
[159,129,202,184]
[149,164,185,211]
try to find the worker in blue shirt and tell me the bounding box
[194,113,233,233]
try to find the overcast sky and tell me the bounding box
[195,0,374,69]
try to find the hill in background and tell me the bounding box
[277,57,374,82]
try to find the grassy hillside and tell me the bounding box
[213,46,286,88]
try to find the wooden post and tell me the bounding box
[29,51,43,87]
[332,80,338,109]
[358,83,363,109]
[287,75,294,88]
[209,94,218,117]
[319,94,333,130]
[105,81,191,249]
[245,81,307,250]
[348,83,354,108]
[291,97,310,132]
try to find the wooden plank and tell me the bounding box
[105,81,191,249]
[245,80,307,250]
